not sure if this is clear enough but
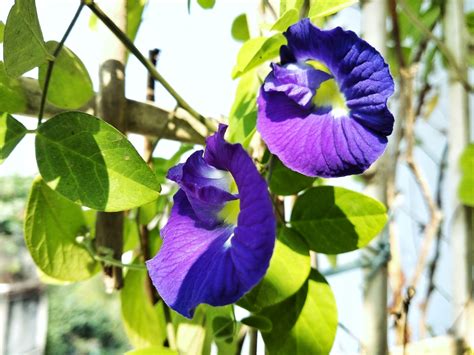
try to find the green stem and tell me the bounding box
[38,3,84,126]
[93,254,147,271]
[78,235,147,270]
[85,1,214,131]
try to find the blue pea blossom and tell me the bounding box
[146,125,276,318]
[257,19,395,178]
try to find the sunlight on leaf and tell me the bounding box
[291,186,387,254]
[36,112,160,211]
[271,9,299,32]
[260,270,338,355]
[0,113,27,164]
[240,228,310,311]
[231,13,250,42]
[121,269,167,348]
[197,0,215,9]
[39,41,94,109]
[269,157,315,196]
[232,34,286,79]
[227,70,259,147]
[4,0,52,77]
[0,62,27,113]
[279,0,304,16]
[0,21,4,43]
[24,176,100,281]
[309,0,358,19]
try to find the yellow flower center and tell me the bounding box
[307,60,349,117]
[218,178,240,225]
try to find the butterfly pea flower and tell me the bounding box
[146,125,276,318]
[257,19,395,178]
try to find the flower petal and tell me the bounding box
[282,19,394,135]
[263,63,331,108]
[257,89,387,177]
[258,19,394,177]
[167,151,237,226]
[147,125,275,318]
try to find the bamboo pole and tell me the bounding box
[16,77,208,144]
[360,0,389,353]
[444,0,473,350]
[95,0,128,291]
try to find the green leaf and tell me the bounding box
[123,216,140,251]
[0,62,27,113]
[212,316,235,340]
[4,0,52,77]
[204,306,240,354]
[466,11,474,36]
[291,186,387,254]
[271,9,299,32]
[226,70,259,147]
[0,21,4,43]
[309,0,358,18]
[280,0,304,15]
[89,13,98,31]
[326,254,338,268]
[232,34,286,79]
[127,0,148,42]
[35,112,160,211]
[231,14,250,42]
[121,269,167,348]
[139,199,158,225]
[197,0,215,9]
[38,41,94,109]
[241,315,272,332]
[24,177,99,281]
[260,270,338,355]
[0,113,27,164]
[125,348,177,355]
[241,228,310,311]
[399,3,440,62]
[459,144,474,206]
[269,157,315,195]
[173,307,209,355]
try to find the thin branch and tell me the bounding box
[402,66,443,289]
[412,17,439,65]
[38,3,84,125]
[261,0,278,21]
[77,235,146,270]
[402,286,416,354]
[84,0,215,131]
[398,0,472,92]
[338,322,364,352]
[248,328,258,355]
[388,0,405,68]
[419,143,448,337]
[19,77,207,144]
[386,3,407,341]
[93,254,146,270]
[235,326,248,355]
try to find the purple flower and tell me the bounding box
[146,125,275,318]
[257,19,394,177]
